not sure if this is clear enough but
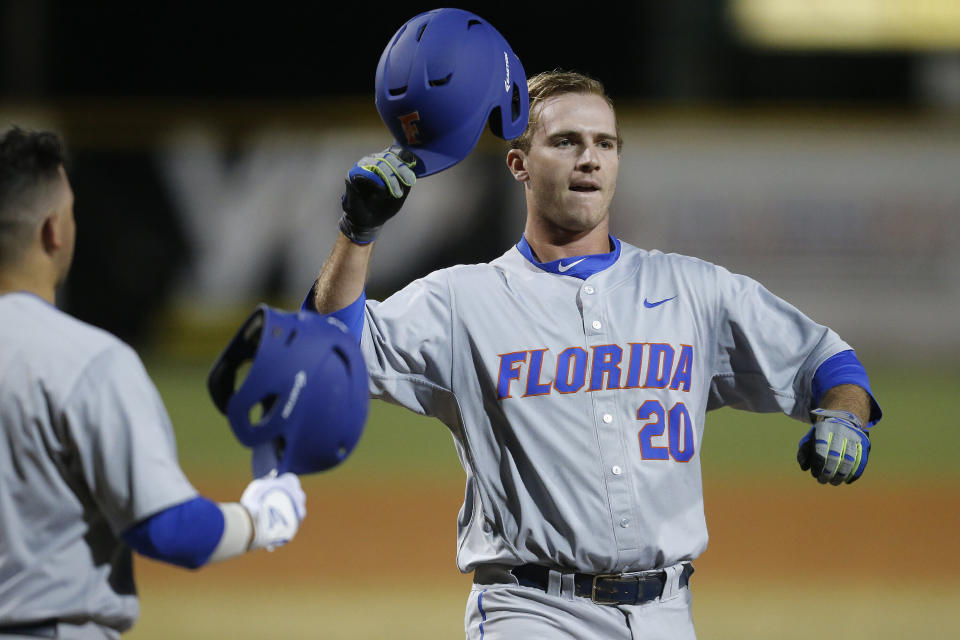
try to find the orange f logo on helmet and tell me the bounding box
[398,111,422,145]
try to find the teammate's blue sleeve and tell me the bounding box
[300,282,366,342]
[122,496,225,569]
[811,350,882,427]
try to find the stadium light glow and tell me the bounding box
[729,0,960,50]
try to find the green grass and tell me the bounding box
[145,354,958,483]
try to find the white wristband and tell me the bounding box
[208,502,254,563]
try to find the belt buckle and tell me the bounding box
[591,570,663,605]
[590,573,627,605]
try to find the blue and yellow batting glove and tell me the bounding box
[797,408,872,485]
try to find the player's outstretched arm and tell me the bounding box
[212,471,308,559]
[797,384,873,485]
[313,147,417,314]
[122,472,307,568]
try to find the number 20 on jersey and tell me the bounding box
[637,400,695,462]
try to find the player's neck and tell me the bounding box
[523,219,611,263]
[0,259,57,304]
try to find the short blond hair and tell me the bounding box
[510,70,622,154]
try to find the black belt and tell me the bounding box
[511,563,694,605]
[0,621,57,638]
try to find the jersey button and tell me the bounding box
[612,465,622,475]
[584,285,595,294]
[591,320,602,330]
[602,414,613,423]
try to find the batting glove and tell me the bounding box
[797,408,872,485]
[339,146,417,244]
[240,471,307,551]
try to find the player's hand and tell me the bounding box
[339,145,417,245]
[797,408,871,485]
[240,471,307,551]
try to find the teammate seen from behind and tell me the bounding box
[0,127,306,639]
[309,71,880,639]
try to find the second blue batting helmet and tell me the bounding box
[207,305,369,477]
[375,8,529,177]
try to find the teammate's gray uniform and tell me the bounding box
[0,293,197,639]
[354,239,852,638]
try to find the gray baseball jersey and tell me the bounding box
[357,238,851,574]
[0,293,197,631]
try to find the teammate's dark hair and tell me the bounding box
[0,126,67,265]
[510,70,622,155]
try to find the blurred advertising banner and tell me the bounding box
[3,107,956,359]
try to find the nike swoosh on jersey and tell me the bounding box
[643,296,678,308]
[558,258,586,273]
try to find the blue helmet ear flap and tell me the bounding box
[208,305,369,476]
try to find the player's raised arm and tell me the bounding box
[313,9,528,316]
[312,147,416,314]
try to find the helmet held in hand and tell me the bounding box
[375,8,530,177]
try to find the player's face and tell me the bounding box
[515,93,619,234]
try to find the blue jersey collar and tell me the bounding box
[516,235,621,280]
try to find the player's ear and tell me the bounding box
[39,169,74,257]
[40,211,64,255]
[506,148,529,183]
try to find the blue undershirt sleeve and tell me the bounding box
[300,283,366,342]
[122,496,225,569]
[300,282,320,313]
[811,350,882,427]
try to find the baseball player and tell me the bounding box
[306,59,883,639]
[0,126,308,639]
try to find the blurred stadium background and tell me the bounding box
[2,1,958,638]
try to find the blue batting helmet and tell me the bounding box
[207,305,369,477]
[375,8,529,177]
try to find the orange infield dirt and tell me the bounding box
[136,476,959,587]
